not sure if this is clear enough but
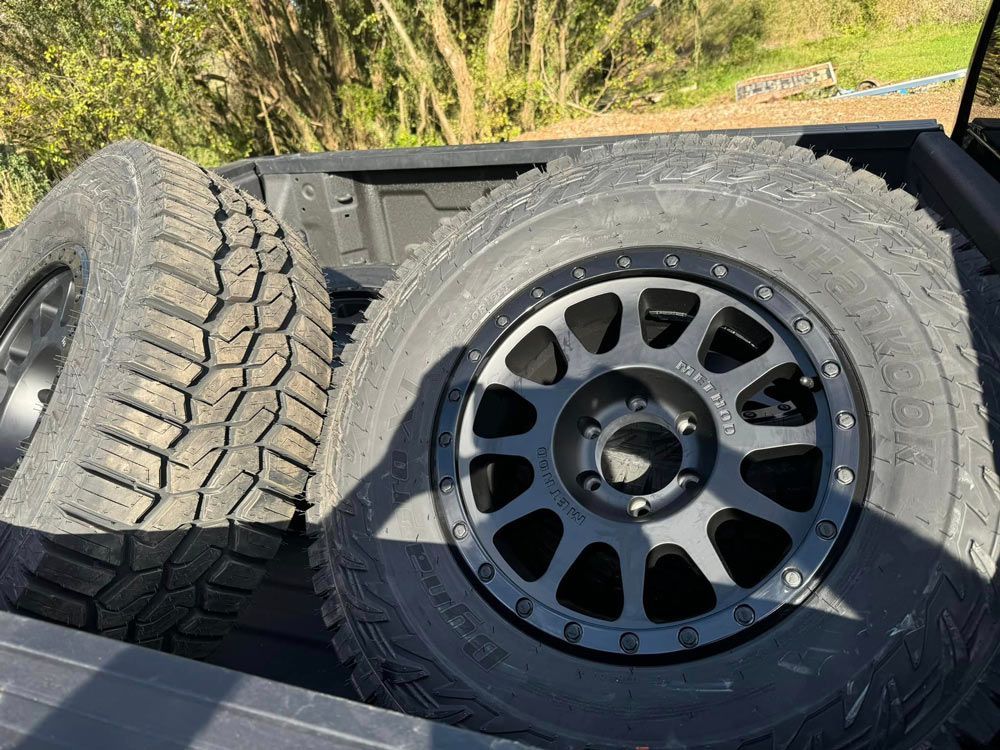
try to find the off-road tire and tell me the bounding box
[0,141,333,657]
[308,136,1000,748]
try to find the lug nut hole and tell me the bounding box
[579,472,602,492]
[627,396,647,412]
[678,470,701,489]
[578,416,602,440]
[676,413,697,436]
[628,497,651,518]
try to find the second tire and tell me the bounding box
[0,141,333,656]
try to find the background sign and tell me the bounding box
[736,63,837,102]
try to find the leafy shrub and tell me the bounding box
[0,150,49,229]
[0,0,251,178]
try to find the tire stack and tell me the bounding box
[0,136,997,750]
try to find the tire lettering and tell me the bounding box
[787,240,941,470]
[406,543,509,670]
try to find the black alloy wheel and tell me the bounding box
[436,252,866,657]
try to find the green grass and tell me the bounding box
[658,22,981,109]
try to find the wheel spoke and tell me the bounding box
[31,272,74,341]
[477,365,565,425]
[700,477,811,539]
[560,335,608,382]
[726,421,818,458]
[471,487,548,537]
[683,534,737,592]
[712,338,800,396]
[737,485,810,534]
[536,532,591,590]
[609,284,648,354]
[618,542,649,620]
[463,426,546,459]
[668,297,722,366]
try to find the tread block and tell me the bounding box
[290,339,331,389]
[146,272,217,322]
[271,424,317,465]
[102,399,182,450]
[33,544,116,596]
[190,390,240,426]
[280,393,323,440]
[134,588,196,638]
[220,265,259,302]
[166,545,222,589]
[140,308,208,362]
[261,450,308,497]
[212,329,254,366]
[289,314,334,361]
[44,519,124,567]
[194,365,244,405]
[230,521,283,559]
[87,435,163,493]
[212,302,256,342]
[201,470,255,520]
[220,213,256,248]
[257,293,293,331]
[150,241,220,294]
[158,214,222,256]
[129,526,188,570]
[257,242,290,273]
[16,579,89,627]
[230,405,279,446]
[169,523,226,564]
[246,332,289,365]
[241,488,297,525]
[127,339,204,387]
[201,584,246,612]
[177,612,234,637]
[116,372,188,422]
[219,246,258,275]
[171,426,227,468]
[98,568,161,610]
[207,555,266,590]
[246,351,289,389]
[285,371,327,414]
[74,469,158,522]
[167,453,217,494]
[258,272,292,303]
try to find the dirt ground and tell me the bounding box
[518,84,963,141]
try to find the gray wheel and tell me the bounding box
[310,135,1000,748]
[0,141,333,657]
[437,263,863,657]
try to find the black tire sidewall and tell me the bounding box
[328,153,996,746]
[0,160,140,537]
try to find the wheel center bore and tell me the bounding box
[437,248,866,658]
[555,367,714,522]
[600,420,680,497]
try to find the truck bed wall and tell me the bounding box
[217,122,939,271]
